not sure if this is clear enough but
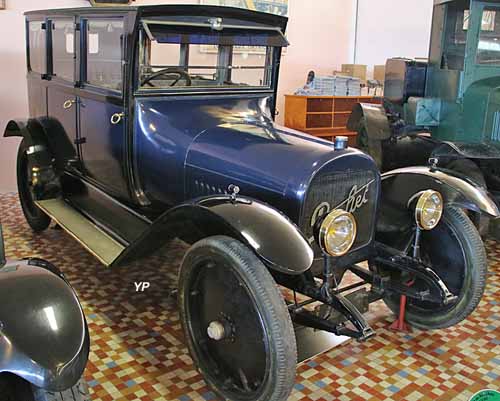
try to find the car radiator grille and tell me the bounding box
[300,170,379,257]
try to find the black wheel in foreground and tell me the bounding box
[17,139,51,232]
[178,236,297,401]
[383,207,488,330]
[0,375,89,401]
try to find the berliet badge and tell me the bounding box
[310,181,373,229]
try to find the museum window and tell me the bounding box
[51,19,75,82]
[85,19,124,91]
[28,21,46,74]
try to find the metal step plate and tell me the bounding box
[295,325,350,364]
[35,199,126,266]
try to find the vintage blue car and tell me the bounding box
[4,4,500,401]
[0,224,89,400]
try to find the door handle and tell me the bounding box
[110,112,125,125]
[63,99,77,109]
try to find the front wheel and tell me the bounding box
[382,207,488,330]
[178,236,297,401]
[0,375,90,401]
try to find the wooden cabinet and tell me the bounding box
[284,95,381,146]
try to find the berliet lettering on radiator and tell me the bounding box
[4,4,500,401]
[309,181,373,234]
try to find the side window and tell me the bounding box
[86,19,124,91]
[52,19,75,81]
[28,21,46,74]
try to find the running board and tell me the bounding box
[35,199,126,266]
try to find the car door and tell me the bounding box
[78,17,129,197]
[46,18,80,165]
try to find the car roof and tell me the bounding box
[24,4,288,30]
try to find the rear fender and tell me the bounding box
[116,195,314,275]
[0,259,89,391]
[381,166,500,219]
[347,103,392,140]
[4,119,53,166]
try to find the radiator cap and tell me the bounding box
[334,136,348,150]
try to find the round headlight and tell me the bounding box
[415,190,443,230]
[319,210,357,257]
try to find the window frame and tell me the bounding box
[49,17,77,84]
[475,6,500,67]
[81,16,126,95]
[134,23,281,96]
[26,18,48,76]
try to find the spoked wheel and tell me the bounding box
[179,236,297,401]
[382,207,488,330]
[17,139,51,232]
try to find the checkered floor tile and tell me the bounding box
[0,192,498,401]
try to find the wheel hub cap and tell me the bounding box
[207,321,226,341]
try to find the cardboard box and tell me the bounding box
[341,64,367,81]
[374,65,386,83]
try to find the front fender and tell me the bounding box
[0,259,89,392]
[381,166,500,218]
[116,195,314,275]
[431,141,500,160]
[347,103,391,140]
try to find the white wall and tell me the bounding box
[354,0,434,78]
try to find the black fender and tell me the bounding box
[0,258,89,391]
[380,166,500,229]
[4,118,76,168]
[431,141,500,160]
[4,119,54,166]
[347,102,391,140]
[116,195,314,275]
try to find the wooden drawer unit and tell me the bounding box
[284,95,381,146]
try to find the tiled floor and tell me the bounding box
[1,192,499,401]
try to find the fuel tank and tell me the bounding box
[0,259,89,391]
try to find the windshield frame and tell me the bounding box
[134,20,284,96]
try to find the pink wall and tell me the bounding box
[0,0,355,192]
[354,0,434,78]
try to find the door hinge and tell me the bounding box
[41,22,47,30]
[75,23,81,31]
[74,137,87,145]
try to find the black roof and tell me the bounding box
[25,4,288,30]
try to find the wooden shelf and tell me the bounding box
[284,94,382,147]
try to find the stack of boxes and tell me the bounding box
[307,75,361,96]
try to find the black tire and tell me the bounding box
[33,379,90,401]
[0,374,35,401]
[17,139,51,232]
[383,207,487,330]
[0,375,89,401]
[356,118,383,170]
[178,236,297,401]
[446,159,489,237]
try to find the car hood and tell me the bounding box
[184,98,377,220]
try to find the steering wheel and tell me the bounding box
[141,67,192,87]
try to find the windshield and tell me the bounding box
[138,21,286,91]
[477,7,500,65]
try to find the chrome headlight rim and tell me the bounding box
[319,209,357,257]
[415,190,443,230]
